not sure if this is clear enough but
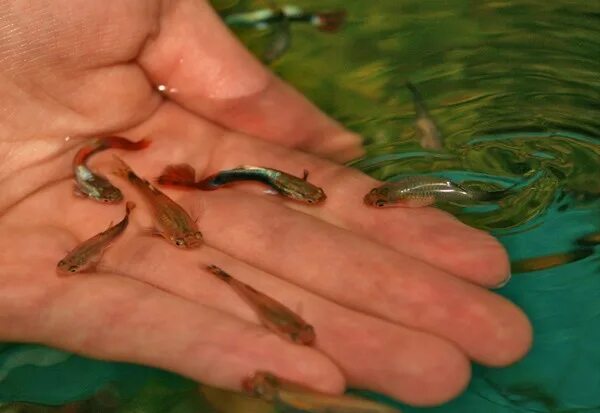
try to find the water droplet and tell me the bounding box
[157,84,167,92]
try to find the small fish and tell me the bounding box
[263,10,291,63]
[205,265,315,345]
[72,136,151,203]
[157,164,326,205]
[243,371,403,413]
[364,176,511,208]
[511,249,594,273]
[406,82,443,150]
[112,156,203,249]
[57,202,135,275]
[224,6,346,32]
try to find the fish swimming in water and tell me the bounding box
[72,136,151,203]
[406,82,443,150]
[224,5,346,32]
[205,265,315,345]
[57,201,136,275]
[112,156,203,249]
[243,371,403,413]
[157,164,326,205]
[364,175,511,208]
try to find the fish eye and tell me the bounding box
[175,238,185,246]
[307,199,314,204]
[68,266,78,273]
[375,200,386,207]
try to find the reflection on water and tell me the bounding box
[2,0,599,412]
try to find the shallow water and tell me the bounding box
[2,0,599,412]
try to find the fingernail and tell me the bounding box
[493,271,512,289]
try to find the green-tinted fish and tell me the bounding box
[364,176,511,208]
[206,265,315,345]
[243,371,402,413]
[113,156,203,249]
[72,136,151,203]
[157,164,326,205]
[57,202,135,275]
[406,82,443,150]
[224,6,346,32]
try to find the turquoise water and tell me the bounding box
[2,0,599,412]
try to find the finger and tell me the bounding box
[106,239,471,406]
[191,190,532,367]
[127,104,510,288]
[4,273,344,394]
[137,0,362,161]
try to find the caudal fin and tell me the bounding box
[206,264,233,283]
[156,163,197,187]
[112,155,132,178]
[313,10,346,32]
[100,136,152,151]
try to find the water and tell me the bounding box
[2,0,599,412]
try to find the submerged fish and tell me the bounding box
[364,176,511,208]
[72,136,151,203]
[263,11,291,63]
[157,164,326,205]
[57,202,135,275]
[205,265,315,345]
[243,371,402,413]
[224,6,346,32]
[406,82,443,150]
[112,156,203,249]
[511,249,594,273]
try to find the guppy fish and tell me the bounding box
[243,371,403,413]
[73,136,151,203]
[113,156,203,249]
[57,201,135,275]
[205,265,315,345]
[157,164,326,205]
[224,5,346,32]
[364,175,511,208]
[406,82,443,150]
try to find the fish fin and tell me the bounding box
[111,155,131,178]
[100,136,152,151]
[73,185,87,198]
[302,169,309,181]
[313,10,346,32]
[263,188,280,196]
[140,227,165,239]
[205,264,233,283]
[156,163,197,187]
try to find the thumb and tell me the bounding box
[138,0,362,162]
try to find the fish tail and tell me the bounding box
[477,184,517,202]
[99,136,152,151]
[125,201,136,215]
[206,264,233,283]
[111,155,134,179]
[313,10,346,32]
[155,164,197,187]
[406,81,429,116]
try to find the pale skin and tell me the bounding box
[0,0,532,407]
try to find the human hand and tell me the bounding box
[0,0,531,407]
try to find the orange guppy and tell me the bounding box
[112,156,203,249]
[205,265,315,345]
[243,371,402,413]
[57,201,136,275]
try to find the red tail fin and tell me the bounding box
[99,136,152,151]
[156,163,197,187]
[73,137,151,166]
[314,10,346,32]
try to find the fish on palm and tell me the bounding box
[243,371,403,413]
